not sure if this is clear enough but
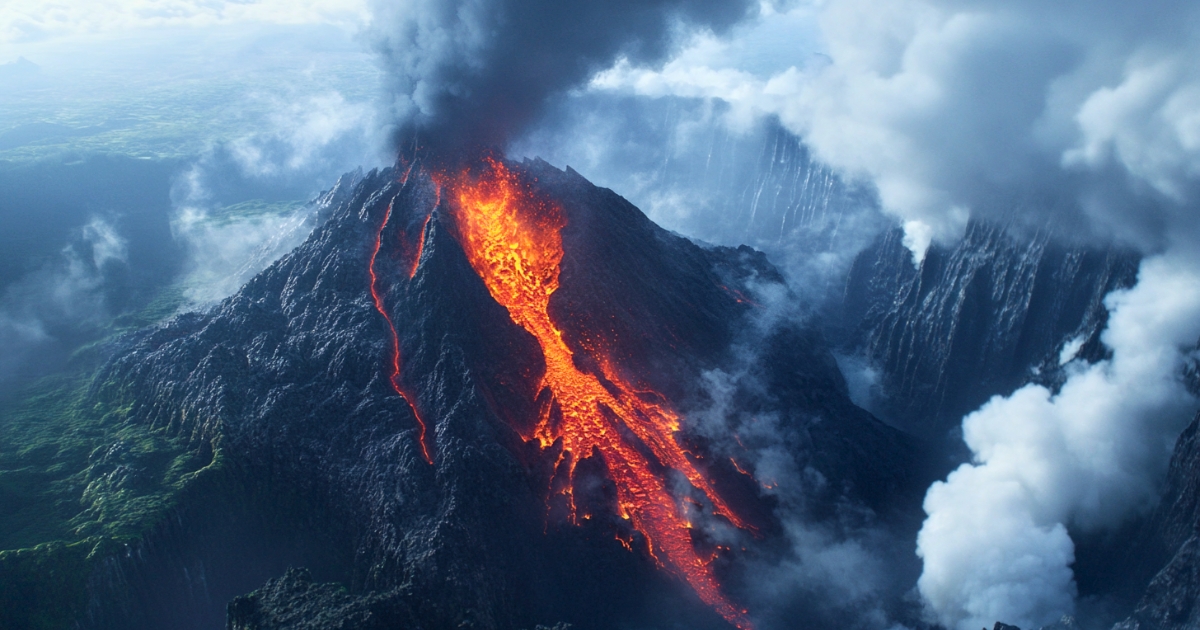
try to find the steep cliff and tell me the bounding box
[840,222,1140,441]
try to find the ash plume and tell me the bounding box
[368,0,755,158]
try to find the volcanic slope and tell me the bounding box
[85,157,920,630]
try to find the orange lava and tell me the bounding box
[448,158,753,629]
[408,213,432,279]
[370,201,434,465]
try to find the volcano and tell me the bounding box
[81,156,921,630]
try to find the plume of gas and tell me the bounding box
[590,0,1200,262]
[367,0,754,157]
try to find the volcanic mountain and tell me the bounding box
[78,156,921,630]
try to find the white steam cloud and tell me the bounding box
[596,0,1200,258]
[170,202,318,308]
[170,86,385,308]
[227,91,381,179]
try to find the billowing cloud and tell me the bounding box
[368,0,756,158]
[596,0,1200,258]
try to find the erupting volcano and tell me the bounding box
[439,157,754,629]
[79,152,918,630]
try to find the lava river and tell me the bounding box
[447,157,754,629]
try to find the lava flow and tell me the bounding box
[369,201,434,465]
[449,158,753,629]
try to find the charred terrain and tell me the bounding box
[1,152,1198,630]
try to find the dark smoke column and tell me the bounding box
[368,0,755,159]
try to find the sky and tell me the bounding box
[0,0,369,41]
[4,2,1200,630]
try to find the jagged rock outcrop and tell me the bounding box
[1114,413,1200,630]
[225,568,420,630]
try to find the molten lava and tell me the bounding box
[449,158,753,629]
[369,201,434,465]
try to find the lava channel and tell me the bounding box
[448,157,753,629]
[369,200,434,465]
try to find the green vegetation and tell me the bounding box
[0,541,94,630]
[0,299,220,629]
[0,54,380,164]
[0,359,220,550]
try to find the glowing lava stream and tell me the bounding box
[369,201,434,465]
[450,158,753,629]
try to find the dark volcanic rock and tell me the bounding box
[226,568,420,630]
[1115,536,1200,630]
[1114,413,1200,630]
[87,158,918,630]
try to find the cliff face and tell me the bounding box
[839,222,1140,440]
[1114,413,1200,630]
[86,158,918,630]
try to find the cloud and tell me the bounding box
[160,77,392,307]
[168,90,383,307]
[170,202,319,307]
[594,0,1200,259]
[226,91,383,178]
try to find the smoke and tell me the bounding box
[367,0,755,157]
[684,282,911,629]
